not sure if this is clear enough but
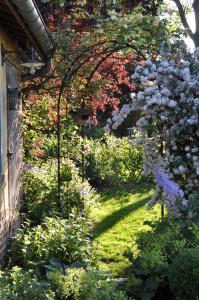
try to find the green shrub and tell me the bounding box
[47,268,85,299]
[11,216,91,268]
[169,248,199,300]
[23,159,95,223]
[79,278,130,300]
[0,267,55,299]
[59,159,95,218]
[134,221,188,271]
[125,220,195,300]
[85,135,143,186]
[48,268,129,300]
[22,165,57,224]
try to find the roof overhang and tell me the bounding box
[0,0,54,60]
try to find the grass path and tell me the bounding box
[91,182,160,277]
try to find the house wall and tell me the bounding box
[0,29,22,261]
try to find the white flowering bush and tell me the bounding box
[106,40,199,215]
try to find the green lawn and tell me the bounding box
[91,182,160,277]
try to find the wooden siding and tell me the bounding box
[0,30,22,260]
[7,62,22,237]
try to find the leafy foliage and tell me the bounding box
[48,267,129,300]
[125,219,199,299]
[85,135,143,186]
[23,159,95,223]
[0,267,55,300]
[169,248,199,300]
[11,216,91,268]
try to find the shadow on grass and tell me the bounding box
[98,181,153,204]
[93,194,151,239]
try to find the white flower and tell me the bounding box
[160,60,169,68]
[137,91,144,100]
[167,100,177,108]
[161,87,170,96]
[154,93,161,101]
[143,69,149,76]
[135,65,142,72]
[140,76,148,83]
[173,168,179,175]
[178,165,186,173]
[194,47,199,57]
[131,73,138,80]
[157,66,163,73]
[129,41,199,210]
[104,126,110,133]
[182,198,188,207]
[192,147,198,153]
[130,92,136,99]
[148,72,157,79]
[112,123,118,130]
[193,156,198,162]
[151,64,156,71]
[160,97,167,105]
[145,60,153,67]
[122,113,127,119]
[160,115,168,121]
[146,199,155,210]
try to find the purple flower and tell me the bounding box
[154,168,188,207]
[80,188,88,196]
[23,163,40,172]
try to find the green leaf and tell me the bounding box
[58,0,64,7]
[141,290,156,300]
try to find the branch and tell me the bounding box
[172,0,194,41]
[86,50,117,86]
[193,0,199,47]
[22,74,56,94]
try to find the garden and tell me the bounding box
[1,0,199,299]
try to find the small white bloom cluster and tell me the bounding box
[105,40,199,210]
[104,103,137,133]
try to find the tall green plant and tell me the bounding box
[85,135,143,186]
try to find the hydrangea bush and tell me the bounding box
[106,40,199,215]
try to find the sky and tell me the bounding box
[166,0,196,49]
[186,11,195,49]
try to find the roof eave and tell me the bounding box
[8,0,54,59]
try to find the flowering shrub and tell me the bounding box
[146,168,188,216]
[107,40,199,214]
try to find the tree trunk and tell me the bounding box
[193,0,199,47]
